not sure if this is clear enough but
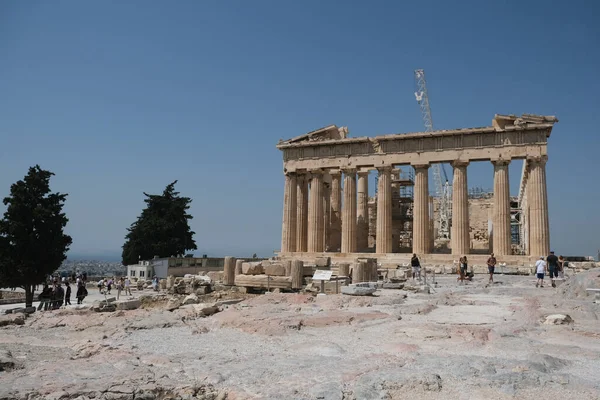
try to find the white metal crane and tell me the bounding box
[414,69,452,240]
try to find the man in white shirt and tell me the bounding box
[535,256,547,288]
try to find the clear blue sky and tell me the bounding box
[1,1,598,260]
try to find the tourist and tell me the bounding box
[116,278,123,300]
[535,256,547,288]
[124,277,132,296]
[53,283,64,309]
[97,279,104,294]
[411,254,421,281]
[558,255,565,279]
[487,253,497,284]
[64,281,72,306]
[76,278,87,304]
[458,256,468,284]
[107,278,113,295]
[152,276,159,291]
[547,251,559,287]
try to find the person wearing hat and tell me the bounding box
[546,251,559,287]
[535,256,547,288]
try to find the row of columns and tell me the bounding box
[281,157,549,256]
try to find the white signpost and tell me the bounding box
[312,270,333,295]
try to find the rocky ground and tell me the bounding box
[1,269,600,400]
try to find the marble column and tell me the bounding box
[492,160,511,255]
[357,171,370,252]
[376,166,392,253]
[528,156,550,256]
[307,171,325,252]
[341,168,357,253]
[280,172,297,252]
[296,173,309,252]
[451,161,470,255]
[323,182,330,251]
[412,164,429,254]
[328,170,342,252]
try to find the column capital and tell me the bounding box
[491,158,510,166]
[341,167,357,175]
[284,170,297,177]
[357,170,370,178]
[376,165,393,173]
[527,155,548,165]
[328,169,342,177]
[451,160,470,168]
[307,168,324,177]
[411,163,430,170]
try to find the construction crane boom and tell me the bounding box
[414,69,451,240]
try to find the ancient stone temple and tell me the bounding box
[277,114,558,265]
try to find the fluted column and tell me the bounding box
[307,170,324,252]
[357,171,370,252]
[413,164,429,254]
[528,156,550,256]
[341,168,357,253]
[296,174,309,252]
[492,160,511,255]
[323,182,330,251]
[328,170,342,252]
[376,166,392,253]
[280,172,297,252]
[451,161,470,255]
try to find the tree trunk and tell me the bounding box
[25,284,34,308]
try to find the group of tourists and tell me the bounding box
[409,251,566,288]
[535,251,565,288]
[97,277,132,300]
[37,274,89,310]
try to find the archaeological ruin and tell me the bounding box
[277,114,559,267]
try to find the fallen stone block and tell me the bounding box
[182,294,199,305]
[195,285,212,295]
[242,262,264,275]
[382,283,404,289]
[341,284,376,296]
[315,257,331,267]
[0,349,23,371]
[116,299,141,311]
[207,271,223,282]
[92,303,116,313]
[264,264,286,276]
[544,314,573,325]
[166,297,183,311]
[0,313,25,326]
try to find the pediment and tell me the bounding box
[280,125,348,145]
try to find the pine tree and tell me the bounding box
[0,166,72,307]
[121,181,197,265]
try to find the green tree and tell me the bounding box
[0,166,72,307]
[121,181,197,265]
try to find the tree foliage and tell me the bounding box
[0,166,72,307]
[122,181,197,265]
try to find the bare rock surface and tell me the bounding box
[2,272,600,399]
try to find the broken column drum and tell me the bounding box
[223,256,236,286]
[291,260,304,289]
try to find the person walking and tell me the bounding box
[411,254,421,281]
[547,251,559,287]
[458,256,468,284]
[124,277,132,296]
[535,256,547,288]
[558,255,565,279]
[97,279,104,294]
[487,253,497,284]
[116,278,123,300]
[64,281,72,306]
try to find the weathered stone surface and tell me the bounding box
[166,297,183,311]
[544,314,573,325]
[264,264,286,276]
[382,283,404,289]
[207,271,223,282]
[0,313,25,326]
[242,262,264,275]
[182,294,199,305]
[0,349,22,371]
[195,286,212,295]
[116,299,141,311]
[315,257,330,267]
[341,284,376,296]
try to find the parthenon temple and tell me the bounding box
[277,113,558,265]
